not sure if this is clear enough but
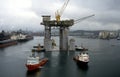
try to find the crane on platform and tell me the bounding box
[55,0,70,22]
[55,0,94,23]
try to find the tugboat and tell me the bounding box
[33,44,45,52]
[73,52,89,65]
[26,51,48,71]
[75,45,88,51]
[117,37,120,40]
[75,43,88,51]
[75,46,88,51]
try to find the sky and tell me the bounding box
[0,0,120,32]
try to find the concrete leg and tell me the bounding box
[60,27,69,51]
[44,26,52,51]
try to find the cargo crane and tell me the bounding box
[55,0,70,22]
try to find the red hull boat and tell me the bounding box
[26,56,48,71]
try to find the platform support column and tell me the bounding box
[60,27,69,51]
[44,25,52,51]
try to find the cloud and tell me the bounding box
[0,0,120,31]
[0,0,43,31]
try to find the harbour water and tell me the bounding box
[0,36,120,77]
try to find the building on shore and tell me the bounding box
[99,31,118,39]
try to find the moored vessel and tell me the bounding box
[0,30,17,48]
[0,39,17,48]
[11,33,33,42]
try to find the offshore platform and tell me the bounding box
[41,16,74,51]
[41,0,94,51]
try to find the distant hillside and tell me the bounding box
[69,30,100,36]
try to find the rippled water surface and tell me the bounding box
[0,36,120,77]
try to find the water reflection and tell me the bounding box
[26,69,41,77]
[76,63,89,71]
